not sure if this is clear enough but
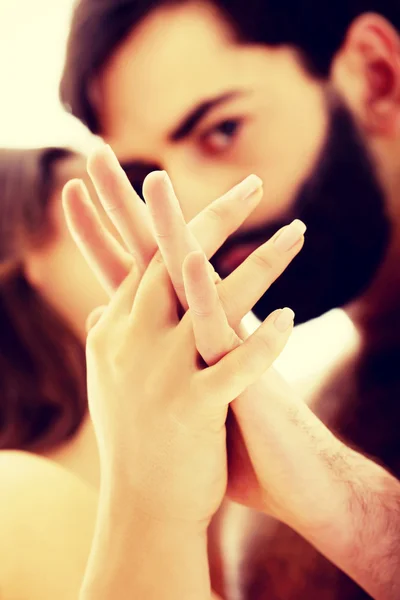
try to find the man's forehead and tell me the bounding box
[97,2,241,138]
[97,0,313,154]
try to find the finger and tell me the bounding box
[105,265,142,322]
[62,179,133,295]
[202,307,295,404]
[87,145,155,272]
[190,175,263,260]
[183,251,240,365]
[219,220,306,326]
[128,257,179,331]
[86,305,107,333]
[143,170,192,306]
[144,171,263,309]
[69,163,262,302]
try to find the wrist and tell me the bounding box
[101,469,212,535]
[269,440,355,547]
[252,414,351,530]
[82,479,211,600]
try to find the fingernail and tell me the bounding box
[237,174,263,202]
[162,170,174,191]
[161,172,181,211]
[273,219,306,252]
[274,307,295,332]
[102,144,122,169]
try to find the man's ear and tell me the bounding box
[332,13,400,136]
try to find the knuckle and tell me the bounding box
[191,302,214,319]
[198,341,223,366]
[251,330,276,361]
[152,250,165,266]
[226,328,241,351]
[99,180,123,212]
[103,201,122,215]
[199,345,220,366]
[250,248,275,272]
[154,228,172,240]
[86,322,108,354]
[205,203,225,228]
[173,278,186,295]
[202,331,240,368]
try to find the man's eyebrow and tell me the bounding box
[168,90,246,142]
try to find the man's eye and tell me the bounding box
[199,119,242,155]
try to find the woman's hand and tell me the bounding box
[73,191,294,600]
[85,250,293,524]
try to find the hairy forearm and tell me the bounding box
[304,449,400,600]
[234,368,400,599]
[80,480,212,600]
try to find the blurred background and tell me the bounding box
[0,0,357,386]
[0,0,96,151]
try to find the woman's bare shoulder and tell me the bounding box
[0,449,97,512]
[0,450,97,600]
[0,448,68,477]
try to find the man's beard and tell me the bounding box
[214,94,392,324]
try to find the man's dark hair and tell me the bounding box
[61,0,400,133]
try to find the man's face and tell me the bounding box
[97,2,390,322]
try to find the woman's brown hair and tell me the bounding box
[0,148,87,452]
